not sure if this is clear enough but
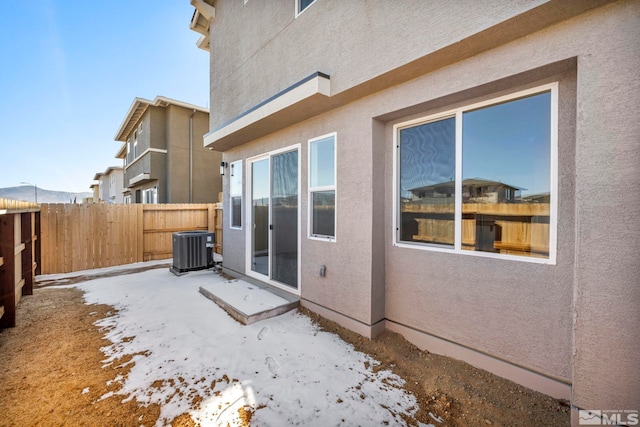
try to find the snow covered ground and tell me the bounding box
[47,265,433,426]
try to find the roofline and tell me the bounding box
[114,96,209,142]
[94,166,124,181]
[115,142,126,159]
[189,0,214,51]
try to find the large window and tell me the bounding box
[308,133,336,240]
[395,84,557,263]
[230,160,242,229]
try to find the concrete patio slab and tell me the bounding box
[199,279,299,325]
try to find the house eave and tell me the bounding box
[115,142,127,159]
[129,173,153,186]
[204,72,331,151]
[114,96,209,143]
[189,0,214,51]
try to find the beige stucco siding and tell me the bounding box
[166,106,221,203]
[208,0,561,130]
[212,0,639,411]
[569,2,640,411]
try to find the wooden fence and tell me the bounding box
[40,203,222,275]
[402,202,550,257]
[0,198,40,328]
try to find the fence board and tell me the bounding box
[39,203,221,274]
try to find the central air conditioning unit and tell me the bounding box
[170,231,215,275]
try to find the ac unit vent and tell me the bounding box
[171,231,215,274]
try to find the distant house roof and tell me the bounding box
[115,143,127,159]
[93,166,124,181]
[114,96,209,142]
[409,178,524,195]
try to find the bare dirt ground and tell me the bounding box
[0,273,569,426]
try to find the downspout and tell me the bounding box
[189,109,196,203]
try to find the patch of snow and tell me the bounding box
[37,259,172,281]
[74,268,432,426]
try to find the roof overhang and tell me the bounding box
[204,72,331,151]
[129,173,153,186]
[114,96,209,142]
[189,0,215,51]
[115,143,127,159]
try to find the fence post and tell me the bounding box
[0,214,16,328]
[20,212,34,296]
[34,211,41,276]
[136,204,144,262]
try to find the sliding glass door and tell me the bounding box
[248,147,299,290]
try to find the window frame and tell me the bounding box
[308,132,337,242]
[229,160,243,230]
[133,131,138,159]
[295,0,317,17]
[142,186,158,204]
[392,83,558,265]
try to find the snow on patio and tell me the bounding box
[51,265,433,426]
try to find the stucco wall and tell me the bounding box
[222,111,379,325]
[166,106,221,203]
[208,0,553,130]
[568,1,640,411]
[212,0,639,410]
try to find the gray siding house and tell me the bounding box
[190,0,640,423]
[92,166,124,204]
[114,96,222,204]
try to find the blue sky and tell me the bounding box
[0,1,208,193]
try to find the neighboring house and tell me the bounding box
[114,96,222,204]
[190,0,640,421]
[85,183,100,204]
[93,167,124,204]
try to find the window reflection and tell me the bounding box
[312,191,335,237]
[310,136,335,188]
[399,117,455,246]
[397,89,552,259]
[462,92,551,258]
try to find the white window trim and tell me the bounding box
[142,186,158,204]
[229,160,243,230]
[307,132,337,242]
[392,82,558,265]
[295,0,317,17]
[245,144,302,295]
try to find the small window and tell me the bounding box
[296,0,317,16]
[308,133,336,240]
[230,160,243,229]
[133,131,138,159]
[395,84,557,263]
[142,186,158,204]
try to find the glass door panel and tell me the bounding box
[251,158,269,276]
[271,150,298,288]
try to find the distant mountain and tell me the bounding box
[0,186,92,204]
